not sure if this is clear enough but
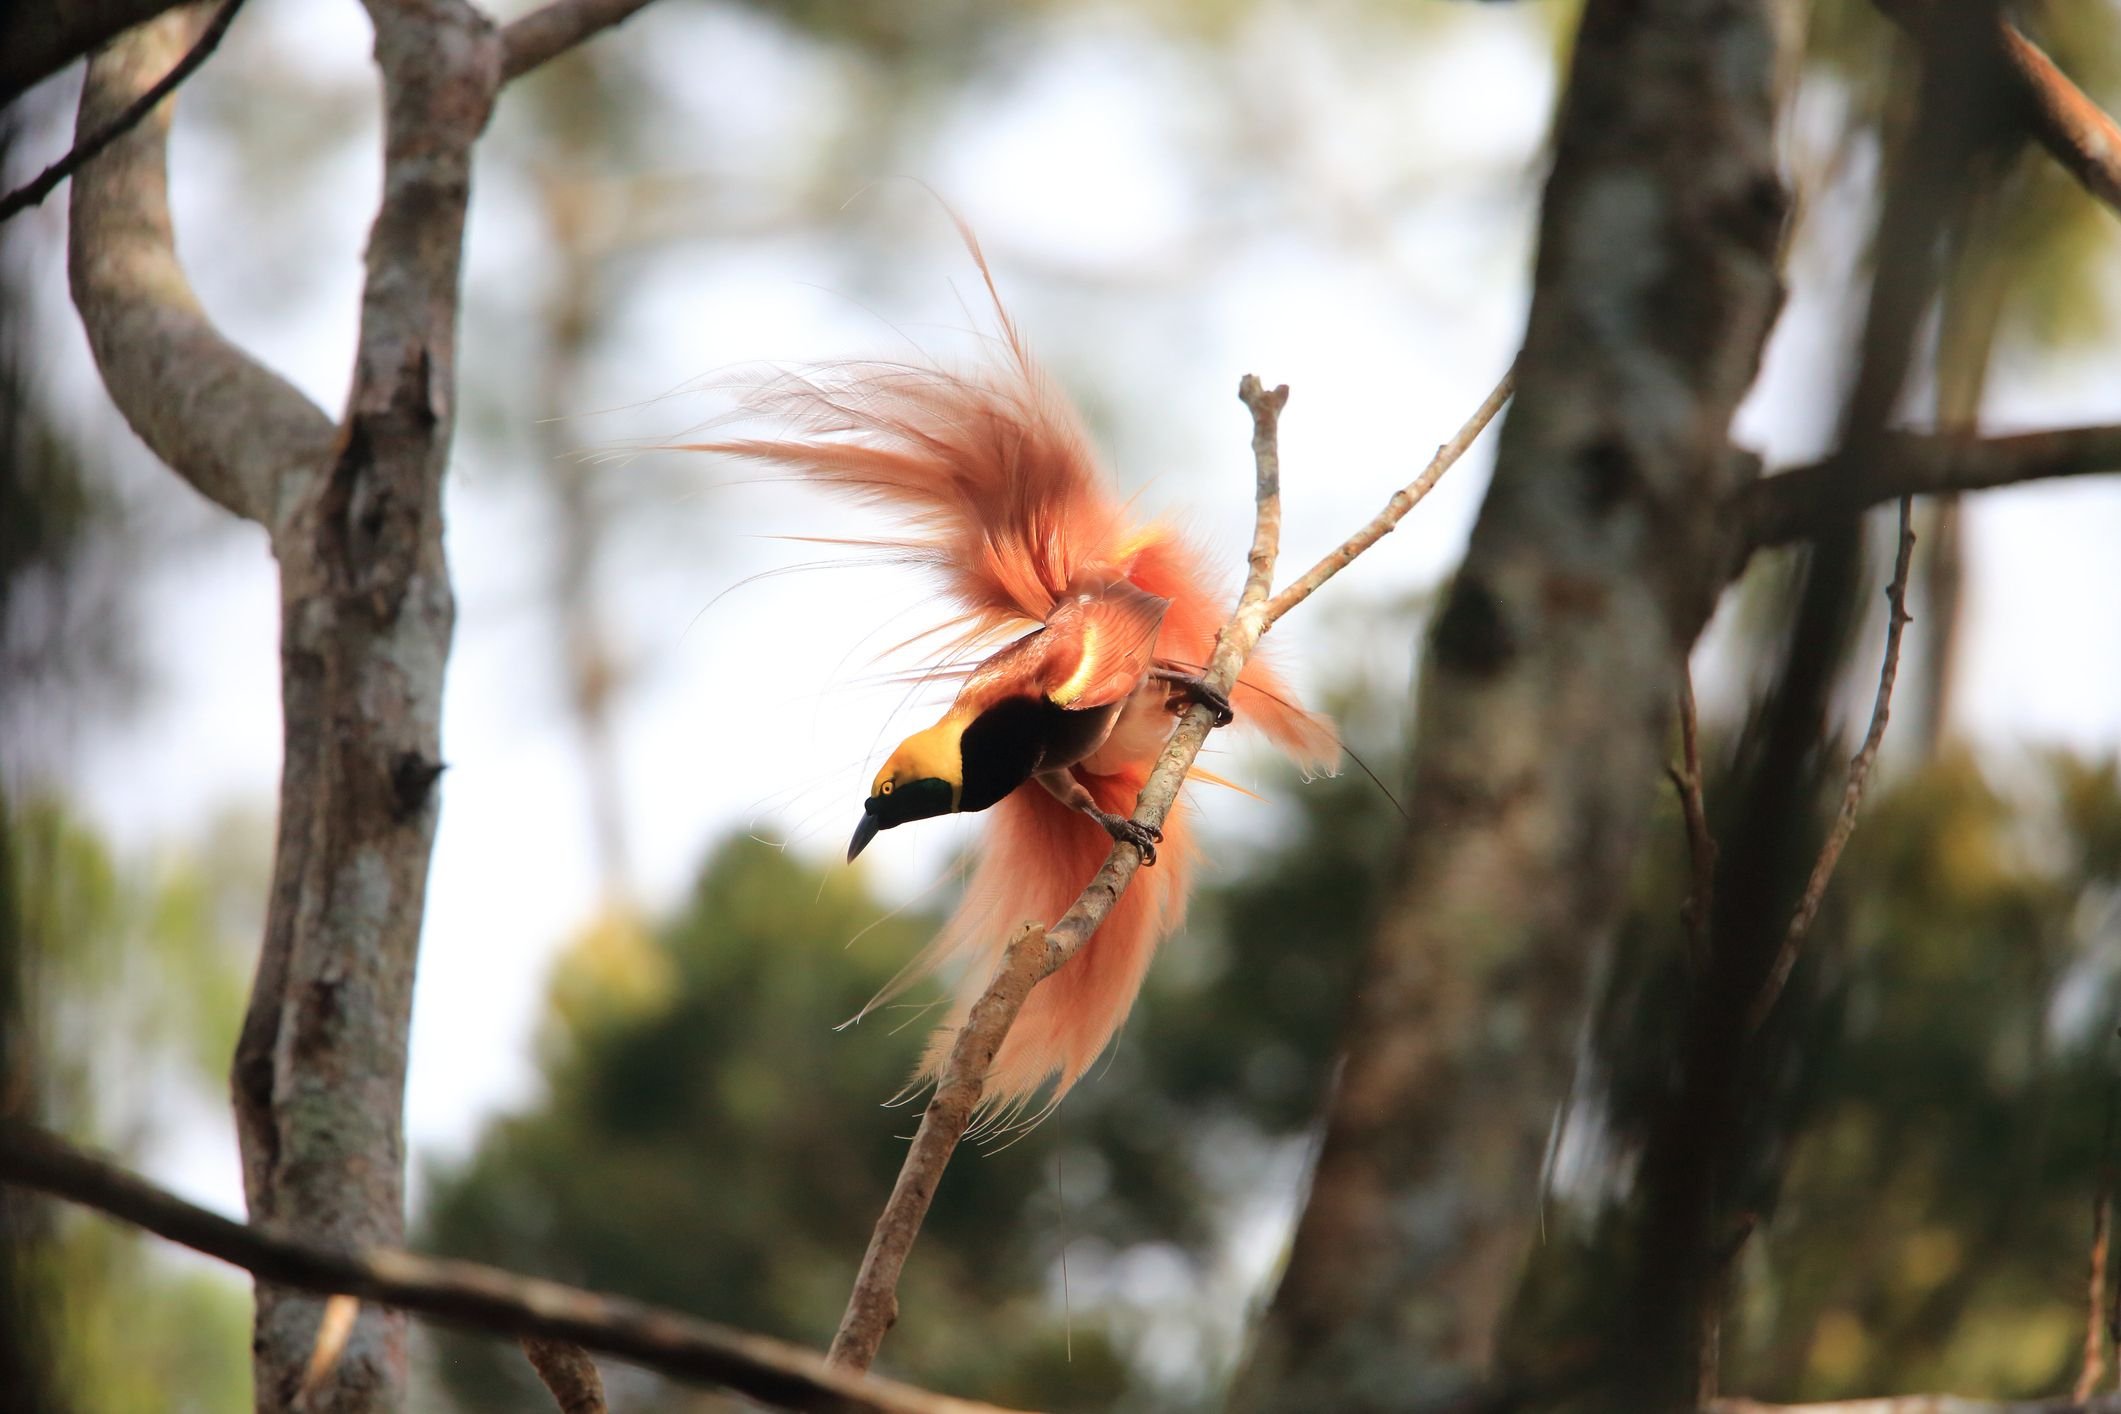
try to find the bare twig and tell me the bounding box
[1264,364,1514,624]
[827,923,1050,1367]
[522,1335,607,1414]
[501,0,661,82]
[2080,1193,2112,1402]
[1746,497,1917,1033]
[829,375,1300,1372]
[0,1122,1020,1414]
[1668,666,1717,970]
[1747,424,2121,549]
[0,0,243,226]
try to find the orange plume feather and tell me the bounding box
[689,228,1336,1110]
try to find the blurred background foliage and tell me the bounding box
[7,0,2121,1409]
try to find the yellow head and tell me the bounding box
[848,719,964,861]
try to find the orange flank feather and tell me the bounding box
[688,229,1337,1111]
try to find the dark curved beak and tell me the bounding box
[847,810,882,863]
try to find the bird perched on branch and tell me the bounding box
[690,233,1337,1112]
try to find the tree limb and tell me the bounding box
[1745,496,1916,1033]
[500,0,661,82]
[66,2,335,533]
[1871,2,2121,219]
[1264,364,1514,624]
[230,2,496,1407]
[1668,666,1716,971]
[0,1122,1021,1414]
[1747,424,2121,548]
[2001,23,2121,219]
[521,1335,608,1414]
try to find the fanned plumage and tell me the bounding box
[688,230,1337,1109]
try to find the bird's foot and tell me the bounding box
[1153,668,1234,727]
[1095,811,1162,865]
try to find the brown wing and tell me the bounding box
[1039,576,1170,711]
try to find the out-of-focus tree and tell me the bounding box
[5,798,260,1411]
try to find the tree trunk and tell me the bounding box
[1231,1,1787,1408]
[69,5,497,1407]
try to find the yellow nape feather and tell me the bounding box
[876,719,966,805]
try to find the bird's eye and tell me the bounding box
[880,780,894,795]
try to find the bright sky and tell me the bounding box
[8,0,2120,1238]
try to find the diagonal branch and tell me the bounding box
[522,1335,607,1414]
[66,2,334,533]
[2002,23,2121,219]
[1746,496,1917,1033]
[1265,364,1515,624]
[1747,423,2121,548]
[1873,1,2121,220]
[501,0,662,82]
[0,0,193,108]
[0,1122,1020,1414]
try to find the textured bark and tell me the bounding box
[238,6,495,1409]
[1614,13,2009,1407]
[1232,1,1786,1409]
[69,3,492,1409]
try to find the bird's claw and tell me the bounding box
[1099,813,1162,865]
[1157,670,1234,727]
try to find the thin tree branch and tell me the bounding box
[827,922,1051,1368]
[2002,24,2121,219]
[1870,2,2121,219]
[0,0,193,108]
[830,374,1303,1371]
[500,0,661,82]
[0,1122,1021,1414]
[2080,1192,2112,1402]
[1745,496,1917,1033]
[66,3,335,532]
[1747,424,2121,548]
[1668,666,1716,970]
[0,0,243,226]
[1264,364,1514,624]
[522,1335,607,1414]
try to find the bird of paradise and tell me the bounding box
[691,232,1337,1113]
